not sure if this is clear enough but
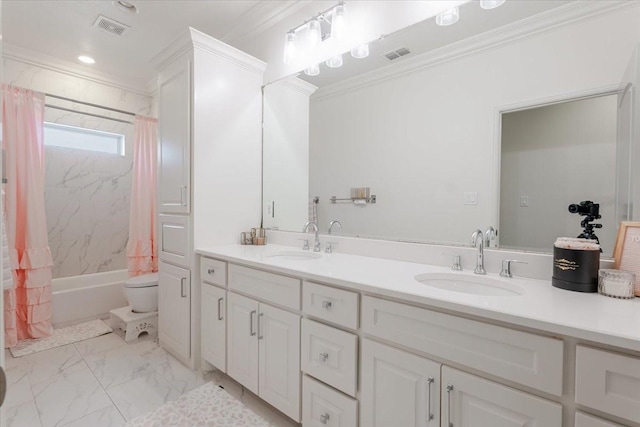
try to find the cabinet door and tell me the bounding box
[442,366,562,427]
[158,261,191,361]
[227,292,259,394]
[201,284,226,372]
[361,339,440,427]
[258,303,301,422]
[158,58,191,214]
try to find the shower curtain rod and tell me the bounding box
[44,104,134,125]
[45,93,137,117]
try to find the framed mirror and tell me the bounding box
[262,0,640,257]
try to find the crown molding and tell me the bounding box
[312,0,637,102]
[270,75,317,96]
[2,43,153,98]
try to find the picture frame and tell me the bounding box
[613,221,640,297]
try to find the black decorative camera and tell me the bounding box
[568,200,602,244]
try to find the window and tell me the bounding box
[44,122,125,155]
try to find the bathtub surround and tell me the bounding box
[127,116,158,277]
[2,84,53,347]
[2,54,153,279]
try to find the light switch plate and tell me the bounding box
[520,196,529,207]
[464,192,478,205]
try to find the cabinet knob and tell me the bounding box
[319,352,329,362]
[321,300,332,309]
[207,268,215,275]
[320,413,330,424]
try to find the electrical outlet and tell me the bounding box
[464,192,478,205]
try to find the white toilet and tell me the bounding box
[110,272,159,342]
[123,272,159,313]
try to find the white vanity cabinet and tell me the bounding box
[227,291,301,422]
[201,257,227,372]
[158,261,191,361]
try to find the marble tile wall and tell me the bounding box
[3,57,153,278]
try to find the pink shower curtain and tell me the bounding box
[2,85,53,347]
[127,116,158,277]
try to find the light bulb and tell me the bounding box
[308,19,321,49]
[435,7,459,26]
[480,0,506,10]
[326,54,343,68]
[331,4,346,40]
[283,31,297,65]
[305,64,320,76]
[351,44,369,59]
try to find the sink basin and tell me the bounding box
[265,250,322,261]
[414,273,524,296]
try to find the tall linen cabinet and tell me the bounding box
[153,28,266,368]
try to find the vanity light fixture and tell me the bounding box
[114,0,138,14]
[305,64,320,76]
[351,44,369,59]
[480,0,506,10]
[283,31,297,65]
[282,2,347,65]
[435,7,460,26]
[326,54,343,68]
[78,55,96,64]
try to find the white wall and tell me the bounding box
[309,4,640,245]
[262,77,316,231]
[3,57,152,277]
[500,95,617,254]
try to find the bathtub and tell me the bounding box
[52,269,129,327]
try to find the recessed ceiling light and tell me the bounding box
[78,55,96,64]
[114,0,138,14]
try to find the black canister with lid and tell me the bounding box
[552,238,600,292]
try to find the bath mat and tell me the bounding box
[125,382,273,427]
[9,319,112,358]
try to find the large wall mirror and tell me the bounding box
[262,1,640,257]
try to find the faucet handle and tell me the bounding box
[500,259,527,278]
[298,238,310,251]
[325,241,339,253]
[451,255,462,271]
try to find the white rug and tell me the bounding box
[9,319,112,357]
[125,382,273,427]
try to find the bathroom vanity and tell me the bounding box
[197,244,640,427]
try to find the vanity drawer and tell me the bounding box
[303,375,357,427]
[361,295,563,396]
[228,264,301,310]
[575,412,624,427]
[575,346,640,424]
[301,318,358,397]
[200,257,226,287]
[303,282,359,329]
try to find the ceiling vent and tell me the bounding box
[384,47,411,61]
[93,15,130,36]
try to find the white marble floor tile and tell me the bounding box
[83,341,156,389]
[106,371,181,421]
[18,344,86,386]
[60,405,125,427]
[74,332,126,357]
[143,345,206,394]
[6,399,43,427]
[32,367,112,427]
[5,364,34,409]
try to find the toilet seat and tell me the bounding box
[124,273,158,288]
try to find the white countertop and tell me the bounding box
[196,244,640,353]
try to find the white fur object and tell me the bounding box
[125,382,272,427]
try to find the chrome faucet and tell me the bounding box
[485,226,496,248]
[328,220,342,235]
[302,221,322,252]
[471,229,486,275]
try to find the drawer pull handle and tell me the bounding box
[258,313,264,340]
[250,310,257,336]
[180,278,187,298]
[207,268,215,275]
[320,413,330,424]
[217,297,223,321]
[427,376,434,421]
[319,352,329,362]
[446,384,454,427]
[322,300,332,309]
